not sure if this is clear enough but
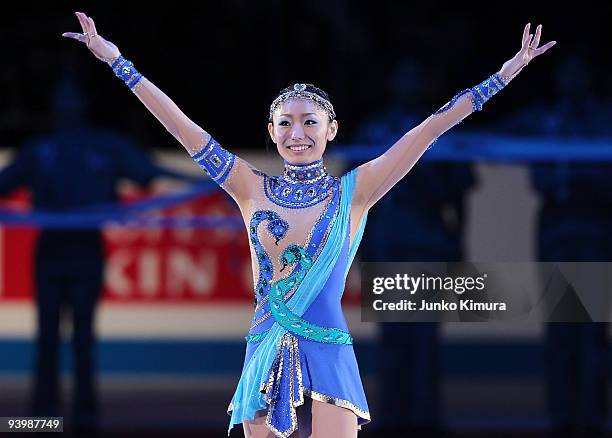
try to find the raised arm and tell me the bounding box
[353,23,557,211]
[62,12,260,204]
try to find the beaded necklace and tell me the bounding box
[264,159,338,209]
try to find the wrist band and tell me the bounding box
[469,72,507,112]
[110,55,143,90]
[428,72,509,151]
[434,72,507,116]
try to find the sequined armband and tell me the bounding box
[109,55,143,91]
[434,72,508,115]
[190,135,236,185]
[469,72,507,112]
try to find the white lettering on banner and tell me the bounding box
[167,249,216,297]
[139,249,160,297]
[106,249,134,297]
[105,248,218,299]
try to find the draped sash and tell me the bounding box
[227,168,369,435]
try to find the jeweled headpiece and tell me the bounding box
[269,83,336,121]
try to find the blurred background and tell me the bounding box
[0,1,611,437]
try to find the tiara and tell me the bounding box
[269,83,336,121]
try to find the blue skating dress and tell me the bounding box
[191,137,370,437]
[187,70,508,437]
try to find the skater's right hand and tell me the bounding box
[62,12,121,64]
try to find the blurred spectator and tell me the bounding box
[0,72,193,435]
[349,58,476,435]
[495,51,612,436]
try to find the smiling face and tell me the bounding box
[268,98,338,165]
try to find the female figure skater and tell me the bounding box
[63,13,555,437]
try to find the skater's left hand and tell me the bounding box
[499,23,557,81]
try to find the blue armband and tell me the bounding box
[191,136,236,185]
[110,55,143,90]
[469,72,507,111]
[434,72,508,115]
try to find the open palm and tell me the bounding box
[501,23,557,80]
[62,12,121,64]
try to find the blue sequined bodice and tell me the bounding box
[244,158,349,344]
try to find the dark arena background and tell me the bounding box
[0,2,611,437]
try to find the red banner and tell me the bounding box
[0,189,361,304]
